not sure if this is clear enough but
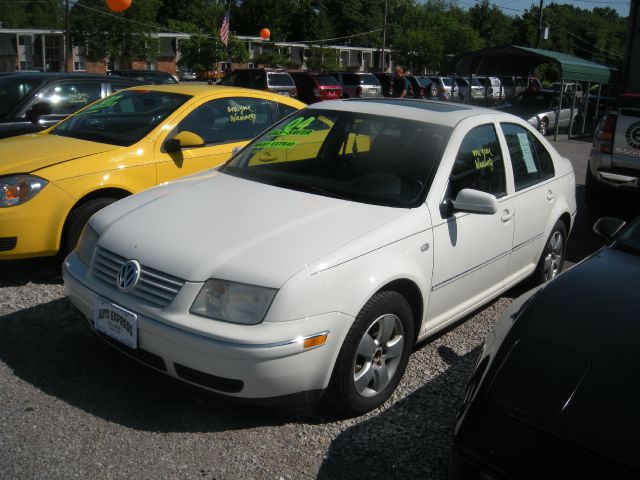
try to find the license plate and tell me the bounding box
[95,296,138,349]
[368,88,377,94]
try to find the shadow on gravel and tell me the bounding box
[0,257,62,287]
[317,346,481,480]
[0,298,336,432]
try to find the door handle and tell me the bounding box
[501,209,514,222]
[547,190,556,201]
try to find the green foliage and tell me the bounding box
[305,46,340,72]
[0,0,63,29]
[177,34,220,72]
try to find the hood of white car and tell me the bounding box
[95,171,411,287]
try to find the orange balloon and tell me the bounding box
[260,28,270,40]
[106,0,132,12]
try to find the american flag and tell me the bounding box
[220,11,230,47]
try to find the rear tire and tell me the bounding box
[323,291,414,417]
[539,118,549,136]
[62,198,116,258]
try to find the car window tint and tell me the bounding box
[450,124,506,198]
[0,76,42,117]
[268,73,294,87]
[177,97,274,145]
[39,82,102,115]
[277,103,298,120]
[316,75,340,87]
[501,123,554,190]
[110,82,137,93]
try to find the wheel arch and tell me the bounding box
[60,187,132,246]
[374,278,424,345]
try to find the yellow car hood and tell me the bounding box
[0,133,119,177]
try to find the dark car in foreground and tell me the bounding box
[109,69,178,84]
[0,72,142,139]
[450,216,640,479]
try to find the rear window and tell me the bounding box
[268,73,295,87]
[356,74,380,86]
[315,75,341,87]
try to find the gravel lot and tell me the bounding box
[0,136,601,479]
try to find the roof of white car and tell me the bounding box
[306,98,497,128]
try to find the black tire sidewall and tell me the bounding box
[63,198,116,257]
[324,291,414,416]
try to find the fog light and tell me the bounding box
[303,333,328,349]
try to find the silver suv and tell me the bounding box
[220,68,297,98]
[329,72,382,98]
[587,94,640,219]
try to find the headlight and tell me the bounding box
[75,224,98,266]
[0,175,48,207]
[190,279,277,325]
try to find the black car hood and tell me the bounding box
[483,247,640,470]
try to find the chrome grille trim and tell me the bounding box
[92,247,185,308]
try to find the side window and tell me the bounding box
[449,124,506,199]
[110,82,137,93]
[176,97,273,145]
[38,82,102,115]
[276,102,298,121]
[501,123,555,191]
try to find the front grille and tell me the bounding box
[92,247,185,308]
[0,237,17,252]
[174,363,244,393]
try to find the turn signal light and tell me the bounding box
[303,333,328,349]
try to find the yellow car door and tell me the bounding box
[155,95,282,183]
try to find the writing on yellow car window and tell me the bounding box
[228,104,256,123]
[473,148,494,171]
[82,94,123,114]
[253,140,297,149]
[271,116,316,137]
[67,93,90,105]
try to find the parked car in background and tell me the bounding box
[109,69,179,85]
[0,72,142,139]
[63,98,575,417]
[220,68,298,99]
[501,76,541,100]
[373,72,394,97]
[415,76,438,98]
[454,77,486,103]
[290,71,342,104]
[405,75,432,99]
[497,90,577,135]
[429,75,456,101]
[552,81,583,99]
[475,75,502,101]
[177,68,196,81]
[586,93,640,220]
[450,215,640,480]
[329,72,382,98]
[0,84,305,260]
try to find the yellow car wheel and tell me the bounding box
[62,198,116,258]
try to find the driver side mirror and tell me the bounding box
[593,216,626,243]
[443,188,498,217]
[26,102,52,123]
[164,130,205,153]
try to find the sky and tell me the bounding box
[456,0,633,17]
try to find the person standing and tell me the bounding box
[392,66,409,98]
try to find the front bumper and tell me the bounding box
[62,252,352,399]
[0,182,73,260]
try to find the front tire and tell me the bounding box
[539,118,549,136]
[323,291,414,417]
[62,198,116,258]
[534,220,567,284]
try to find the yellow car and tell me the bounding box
[0,84,305,260]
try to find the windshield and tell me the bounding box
[268,73,295,87]
[615,218,640,256]
[220,109,452,208]
[50,90,190,146]
[0,76,42,117]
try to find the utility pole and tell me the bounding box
[536,0,544,48]
[381,0,387,72]
[64,0,70,72]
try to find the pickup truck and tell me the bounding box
[586,94,640,220]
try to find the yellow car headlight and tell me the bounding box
[0,175,48,207]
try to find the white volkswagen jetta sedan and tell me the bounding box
[63,98,576,416]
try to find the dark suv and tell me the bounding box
[220,68,298,99]
[109,69,178,84]
[372,72,393,97]
[0,72,142,139]
[290,72,342,104]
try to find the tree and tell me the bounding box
[468,0,514,48]
[70,0,162,66]
[177,34,221,73]
[0,0,62,29]
[305,45,340,71]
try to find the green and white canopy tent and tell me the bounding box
[453,45,617,139]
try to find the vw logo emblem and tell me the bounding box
[116,260,141,292]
